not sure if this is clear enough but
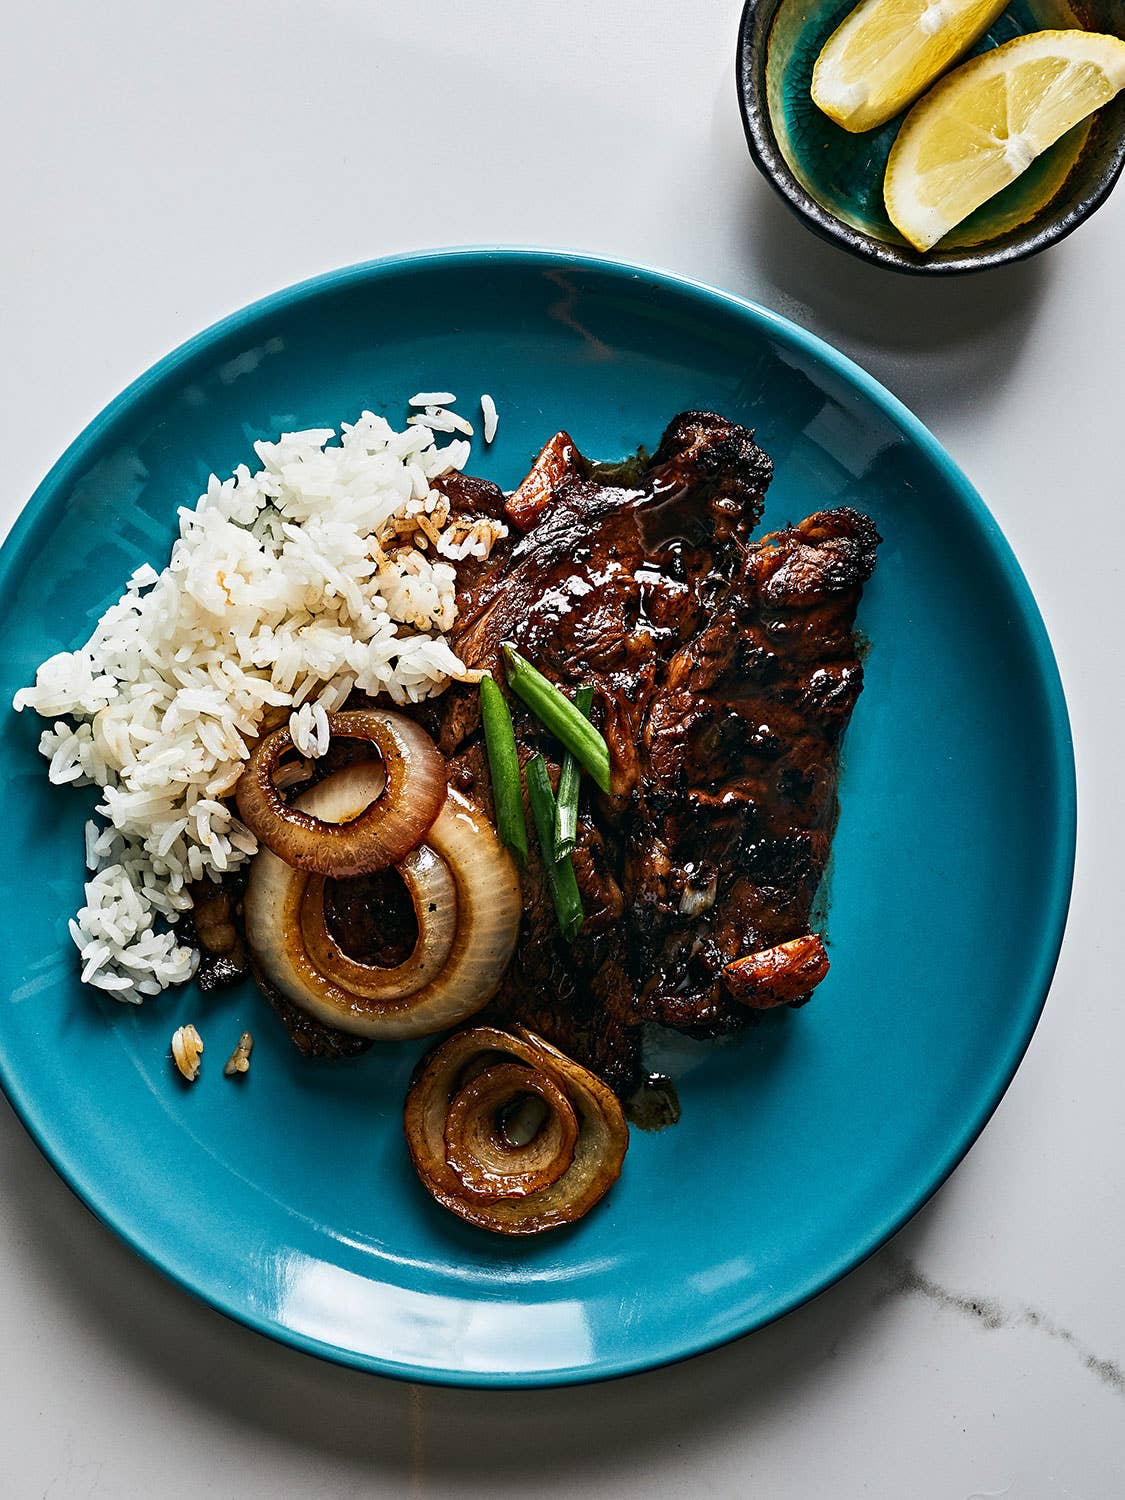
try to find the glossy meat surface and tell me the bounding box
[430,413,879,1084]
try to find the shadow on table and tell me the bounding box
[2,1095,955,1487]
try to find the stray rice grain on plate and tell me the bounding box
[171,1023,203,1081]
[223,1031,254,1077]
[481,394,499,444]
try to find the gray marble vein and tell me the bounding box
[878,1250,1125,1398]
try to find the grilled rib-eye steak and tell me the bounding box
[425,412,880,1092]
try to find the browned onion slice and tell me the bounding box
[300,844,457,1002]
[444,1062,579,1201]
[243,765,521,1040]
[404,1026,629,1234]
[236,710,446,877]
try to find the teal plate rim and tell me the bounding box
[0,248,1077,1387]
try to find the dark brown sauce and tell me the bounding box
[624,1073,682,1132]
[635,472,707,552]
[323,868,418,968]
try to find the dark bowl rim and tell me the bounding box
[736,0,1125,276]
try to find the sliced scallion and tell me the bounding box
[501,644,611,793]
[479,673,528,865]
[525,754,584,941]
[553,685,592,862]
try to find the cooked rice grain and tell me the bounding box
[481,394,499,444]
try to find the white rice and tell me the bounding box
[408,391,456,408]
[15,404,506,1004]
[481,394,499,444]
[407,406,474,437]
[289,700,331,759]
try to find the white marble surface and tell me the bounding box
[2,2,1122,1495]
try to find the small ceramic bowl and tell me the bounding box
[737,0,1125,273]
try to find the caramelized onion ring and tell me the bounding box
[236,710,446,877]
[445,1062,579,1201]
[243,765,521,1039]
[404,1026,629,1234]
[300,845,458,1003]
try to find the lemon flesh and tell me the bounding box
[884,30,1125,251]
[812,0,1009,133]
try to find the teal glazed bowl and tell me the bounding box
[737,0,1125,273]
[0,250,1075,1385]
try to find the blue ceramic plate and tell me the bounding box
[0,250,1074,1387]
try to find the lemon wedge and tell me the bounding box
[812,0,1009,133]
[884,30,1125,251]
